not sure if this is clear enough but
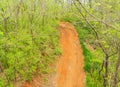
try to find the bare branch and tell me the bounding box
[76,0,120,32]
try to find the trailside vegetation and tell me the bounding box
[1,0,120,87]
[62,0,120,87]
[0,0,63,86]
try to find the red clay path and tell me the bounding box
[22,22,85,87]
[56,22,85,87]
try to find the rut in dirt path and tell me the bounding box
[56,22,86,87]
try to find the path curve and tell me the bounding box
[22,22,85,87]
[56,22,85,87]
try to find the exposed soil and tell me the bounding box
[22,22,85,87]
[56,22,85,87]
[22,75,42,87]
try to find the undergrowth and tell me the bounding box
[0,1,61,87]
[62,15,103,86]
[75,24,102,87]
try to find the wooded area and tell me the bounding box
[0,0,120,87]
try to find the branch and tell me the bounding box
[76,0,120,32]
[74,2,107,55]
[99,60,105,77]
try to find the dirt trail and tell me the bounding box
[22,22,85,87]
[56,22,85,87]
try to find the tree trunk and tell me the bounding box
[104,54,109,87]
[113,47,120,87]
[89,0,92,8]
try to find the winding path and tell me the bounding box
[22,22,85,87]
[56,22,85,87]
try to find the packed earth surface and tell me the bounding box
[23,22,85,87]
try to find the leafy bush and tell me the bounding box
[0,0,61,86]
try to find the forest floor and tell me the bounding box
[22,22,85,87]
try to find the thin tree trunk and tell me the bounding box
[89,0,92,8]
[3,17,11,86]
[113,47,120,87]
[104,55,109,87]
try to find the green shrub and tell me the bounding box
[0,0,61,86]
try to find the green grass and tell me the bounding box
[74,23,93,72]
[75,23,103,87]
[61,15,103,86]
